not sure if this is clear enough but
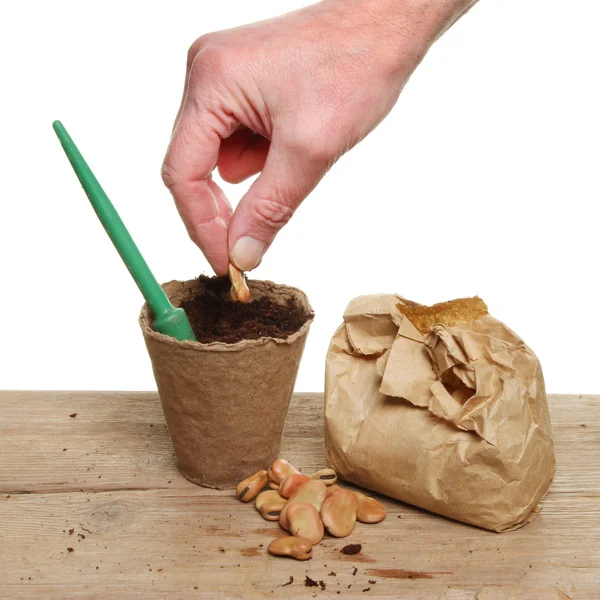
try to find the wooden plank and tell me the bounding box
[0,392,598,599]
[0,391,324,494]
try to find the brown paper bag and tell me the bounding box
[140,278,313,489]
[325,294,555,532]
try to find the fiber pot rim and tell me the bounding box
[139,278,314,353]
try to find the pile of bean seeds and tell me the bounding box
[236,459,387,560]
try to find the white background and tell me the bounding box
[1,1,598,393]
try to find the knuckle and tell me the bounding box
[187,228,201,247]
[160,160,178,189]
[186,223,202,246]
[186,42,201,69]
[304,142,336,166]
[186,33,217,68]
[189,47,229,84]
[251,195,295,233]
[285,127,337,166]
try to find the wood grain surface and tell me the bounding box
[0,391,598,599]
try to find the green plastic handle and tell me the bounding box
[52,120,197,342]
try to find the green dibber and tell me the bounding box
[52,120,196,342]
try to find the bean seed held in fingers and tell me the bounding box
[320,489,358,538]
[287,502,324,545]
[279,473,310,498]
[228,263,251,303]
[279,480,327,530]
[267,459,299,485]
[310,468,338,485]
[236,469,268,502]
[354,491,387,524]
[268,536,313,561]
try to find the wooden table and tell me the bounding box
[0,392,598,599]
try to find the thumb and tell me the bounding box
[228,139,331,271]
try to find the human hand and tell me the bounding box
[162,0,477,275]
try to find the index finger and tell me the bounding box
[161,82,235,276]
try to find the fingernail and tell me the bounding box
[231,236,266,271]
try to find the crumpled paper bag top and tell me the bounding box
[325,294,556,532]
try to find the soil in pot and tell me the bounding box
[180,276,311,344]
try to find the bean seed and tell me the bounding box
[228,263,250,304]
[267,459,299,485]
[310,468,338,485]
[279,502,291,530]
[287,502,324,545]
[354,491,387,524]
[326,483,342,497]
[292,481,327,510]
[268,481,280,490]
[279,473,310,499]
[236,469,268,502]
[255,490,287,511]
[255,490,287,521]
[279,480,327,530]
[320,489,358,537]
[268,536,313,561]
[260,503,285,521]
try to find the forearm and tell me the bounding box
[323,0,479,73]
[344,0,479,27]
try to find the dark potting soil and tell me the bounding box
[180,276,310,344]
